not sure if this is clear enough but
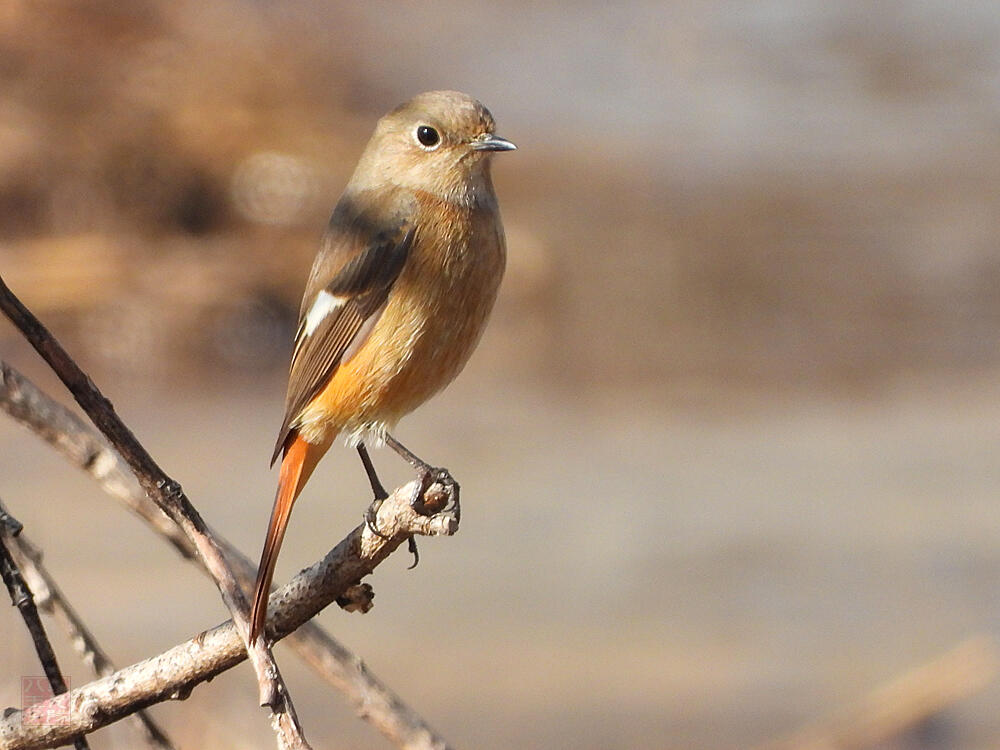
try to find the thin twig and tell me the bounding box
[0,360,454,749]
[0,276,306,745]
[10,531,177,749]
[0,480,459,750]
[0,501,89,750]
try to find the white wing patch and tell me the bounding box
[303,289,345,337]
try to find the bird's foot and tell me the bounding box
[403,465,459,569]
[412,464,460,520]
[384,433,459,516]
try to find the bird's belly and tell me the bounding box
[298,263,500,444]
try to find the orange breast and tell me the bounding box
[295,195,505,445]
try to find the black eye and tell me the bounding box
[416,125,440,148]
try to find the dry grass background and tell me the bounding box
[2,1,1000,748]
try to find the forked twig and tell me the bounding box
[8,525,177,749]
[0,501,89,750]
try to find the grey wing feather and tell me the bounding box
[271,218,414,464]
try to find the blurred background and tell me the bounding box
[2,0,1000,748]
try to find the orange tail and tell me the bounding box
[250,433,329,643]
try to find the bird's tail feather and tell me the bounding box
[250,432,328,643]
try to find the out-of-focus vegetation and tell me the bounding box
[0,0,555,383]
[4,2,1000,749]
[3,0,999,390]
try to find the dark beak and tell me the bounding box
[471,134,517,152]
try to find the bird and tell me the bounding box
[249,91,515,644]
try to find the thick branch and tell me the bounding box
[0,483,458,750]
[0,361,454,750]
[0,276,295,725]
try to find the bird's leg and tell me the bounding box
[358,443,420,568]
[359,440,421,565]
[358,443,392,540]
[383,434,460,518]
[358,443,389,500]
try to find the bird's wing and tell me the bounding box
[272,200,414,463]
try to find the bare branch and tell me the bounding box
[288,623,450,750]
[0,276,306,743]
[0,362,191,559]
[0,483,458,750]
[758,635,1000,750]
[10,530,177,750]
[1,362,455,748]
[0,501,89,750]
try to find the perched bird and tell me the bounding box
[250,91,515,643]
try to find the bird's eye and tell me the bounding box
[415,125,440,149]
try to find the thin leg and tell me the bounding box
[357,443,388,501]
[383,434,430,472]
[358,443,392,540]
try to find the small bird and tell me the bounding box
[250,91,515,643]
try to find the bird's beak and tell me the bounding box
[471,134,517,152]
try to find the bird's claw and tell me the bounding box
[406,536,419,569]
[364,458,460,567]
[404,465,459,569]
[364,498,392,540]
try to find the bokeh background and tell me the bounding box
[3,1,1000,748]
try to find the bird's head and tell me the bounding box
[350,90,516,207]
